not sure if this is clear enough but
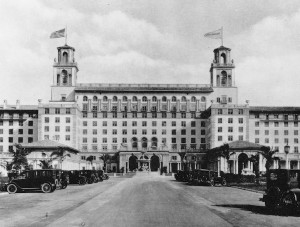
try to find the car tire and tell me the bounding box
[61,182,67,189]
[281,192,296,214]
[221,180,227,186]
[7,184,18,194]
[41,183,52,193]
[210,179,215,186]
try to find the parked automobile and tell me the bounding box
[6,169,62,194]
[174,170,191,182]
[189,169,226,186]
[68,170,87,185]
[241,168,255,176]
[260,169,300,213]
[80,170,96,184]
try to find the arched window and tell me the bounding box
[62,70,67,85]
[83,96,88,101]
[122,96,128,102]
[103,96,108,102]
[191,96,196,102]
[141,137,148,149]
[68,74,72,85]
[162,96,167,102]
[172,96,176,102]
[132,96,137,102]
[63,52,68,63]
[151,137,158,148]
[93,96,98,102]
[221,71,227,86]
[131,137,138,149]
[221,53,226,64]
[57,74,60,85]
[217,75,220,86]
[142,96,147,102]
[152,96,157,102]
[181,96,186,102]
[112,96,118,102]
[201,96,206,102]
[228,75,232,86]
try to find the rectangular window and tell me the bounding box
[122,138,127,143]
[191,138,196,143]
[55,117,60,123]
[162,112,167,118]
[9,129,13,134]
[284,130,289,135]
[103,112,107,118]
[284,138,289,144]
[142,112,147,118]
[93,112,97,118]
[92,121,97,126]
[181,121,186,127]
[218,118,222,124]
[218,109,223,115]
[66,117,71,123]
[132,121,137,127]
[228,118,233,124]
[44,135,49,140]
[0,129,3,134]
[44,126,49,132]
[102,138,107,143]
[122,121,127,127]
[113,121,117,126]
[142,121,147,127]
[295,122,298,127]
[152,121,157,127]
[55,126,60,132]
[294,130,298,136]
[181,138,186,144]
[284,122,288,127]
[132,112,137,118]
[103,129,107,135]
[28,129,33,134]
[112,129,117,135]
[103,121,107,126]
[122,129,127,135]
[65,135,70,141]
[83,129,87,135]
[181,113,186,118]
[172,129,176,135]
[274,130,279,135]
[152,112,157,118]
[45,117,49,123]
[238,109,243,115]
[255,130,259,135]
[265,130,269,135]
[19,121,23,126]
[192,130,196,135]
[132,129,137,135]
[172,138,176,143]
[152,129,157,135]
[45,108,49,114]
[112,112,117,118]
[228,127,233,133]
[66,108,71,114]
[122,112,127,118]
[93,129,97,135]
[172,113,176,118]
[172,121,176,126]
[218,136,222,141]
[9,121,13,126]
[18,137,23,143]
[228,135,233,141]
[162,121,167,127]
[274,122,279,127]
[28,137,33,143]
[162,129,167,135]
[18,129,23,134]
[9,137,13,143]
[265,138,269,143]
[295,147,299,153]
[275,138,279,144]
[238,118,243,124]
[228,109,233,115]
[55,108,60,114]
[191,121,196,127]
[239,135,243,141]
[239,127,243,133]
[66,126,70,132]
[83,138,87,143]
[181,129,186,135]
[255,138,260,144]
[142,129,147,135]
[255,122,259,127]
[93,138,97,143]
[218,127,222,132]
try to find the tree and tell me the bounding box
[8,144,30,173]
[86,156,94,169]
[50,148,76,169]
[178,151,187,171]
[220,143,235,174]
[259,146,280,179]
[248,153,260,184]
[38,159,53,169]
[100,154,111,172]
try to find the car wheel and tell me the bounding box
[7,184,18,194]
[221,180,227,186]
[61,182,67,189]
[41,183,52,193]
[281,192,296,214]
[210,179,215,186]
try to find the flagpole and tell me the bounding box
[221,26,223,46]
[65,25,67,45]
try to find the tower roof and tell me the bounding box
[57,44,75,51]
[214,46,231,52]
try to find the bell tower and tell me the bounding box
[51,45,78,102]
[209,46,238,104]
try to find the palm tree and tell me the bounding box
[220,143,235,174]
[86,156,94,170]
[50,148,75,169]
[248,153,260,184]
[178,151,187,171]
[38,159,53,169]
[8,144,30,173]
[100,154,111,172]
[259,146,280,179]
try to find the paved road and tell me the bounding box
[1,173,300,227]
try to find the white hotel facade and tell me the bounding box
[0,43,299,175]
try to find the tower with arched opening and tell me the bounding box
[51,45,79,102]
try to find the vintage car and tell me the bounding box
[174,170,191,182]
[68,170,87,185]
[80,170,96,184]
[6,169,64,194]
[189,169,226,186]
[260,169,300,213]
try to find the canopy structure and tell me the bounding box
[208,141,265,153]
[20,140,80,154]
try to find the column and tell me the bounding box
[298,161,300,170]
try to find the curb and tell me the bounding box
[230,185,264,194]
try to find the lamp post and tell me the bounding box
[284,143,290,169]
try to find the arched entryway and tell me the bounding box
[129,155,138,171]
[238,153,248,174]
[150,154,160,171]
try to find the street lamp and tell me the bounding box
[284,143,290,169]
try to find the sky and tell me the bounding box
[0,0,300,106]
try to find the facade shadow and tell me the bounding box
[214,204,300,217]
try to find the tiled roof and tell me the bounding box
[21,140,80,153]
[210,140,264,152]
[75,83,213,93]
[250,106,300,113]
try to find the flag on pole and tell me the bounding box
[204,28,222,39]
[50,28,65,39]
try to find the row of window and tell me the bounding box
[81,120,202,127]
[0,137,33,144]
[0,120,34,126]
[255,138,299,144]
[0,113,36,119]
[218,118,244,124]
[218,127,244,133]
[217,109,244,115]
[45,108,71,115]
[254,114,298,120]
[82,112,197,119]
[83,95,206,103]
[218,135,244,141]
[0,129,34,135]
[255,130,299,135]
[255,121,299,127]
[44,117,71,123]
